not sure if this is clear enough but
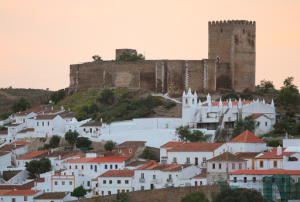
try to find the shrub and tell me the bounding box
[197,97,206,102]
[76,137,92,148]
[49,135,60,148]
[104,140,117,151]
[239,93,253,101]
[164,102,177,110]
[222,93,239,101]
[129,100,140,110]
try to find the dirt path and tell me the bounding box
[0,90,17,99]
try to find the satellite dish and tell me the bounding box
[49,100,52,104]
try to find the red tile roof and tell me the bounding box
[61,157,95,164]
[17,150,49,159]
[136,161,159,170]
[35,115,59,120]
[161,164,191,171]
[98,170,134,177]
[255,148,296,159]
[207,152,246,162]
[192,173,207,179]
[89,156,130,163]
[169,143,223,152]
[229,169,300,175]
[160,141,184,148]
[251,113,263,119]
[9,141,30,146]
[3,190,40,195]
[202,101,253,107]
[0,185,20,190]
[17,128,34,134]
[0,130,8,135]
[229,130,265,143]
[116,141,146,149]
[34,192,68,199]
[234,152,261,158]
[16,178,45,190]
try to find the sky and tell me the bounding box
[0,0,300,91]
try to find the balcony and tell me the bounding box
[200,162,207,167]
[161,156,168,159]
[139,178,145,183]
[167,178,173,183]
[151,179,158,184]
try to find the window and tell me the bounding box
[82,181,84,185]
[69,181,72,185]
[203,157,206,164]
[110,165,113,169]
[260,161,264,168]
[153,175,156,179]
[90,165,93,169]
[195,157,198,165]
[169,174,172,179]
[192,99,194,104]
[239,163,242,169]
[173,157,177,164]
[129,149,132,153]
[72,172,74,175]
[109,180,112,184]
[87,181,90,186]
[141,186,144,190]
[64,172,66,175]
[232,163,235,170]
[117,190,120,194]
[69,166,71,169]
[48,121,50,126]
[122,190,125,193]
[82,165,84,170]
[75,165,78,169]
[141,173,144,179]
[12,199,16,202]
[96,183,99,187]
[84,128,85,132]
[253,177,256,182]
[219,163,222,169]
[42,122,44,126]
[265,122,267,126]
[244,177,247,183]
[103,180,106,184]
[221,28,223,33]
[96,128,98,131]
[24,196,27,201]
[234,177,237,182]
[186,157,190,164]
[89,128,92,133]
[213,176,215,181]
[274,161,277,168]
[108,191,111,195]
[62,181,65,185]
[47,189,49,192]
[117,180,121,184]
[212,163,215,169]
[126,189,129,192]
[115,165,118,169]
[101,191,103,196]
[125,180,129,184]
[105,165,107,169]
[54,181,58,185]
[37,122,39,126]
[186,99,188,104]
[118,149,121,153]
[223,149,225,153]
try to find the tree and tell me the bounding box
[187,130,204,142]
[143,148,153,160]
[213,187,267,202]
[267,140,282,147]
[175,125,191,142]
[282,76,298,93]
[181,191,209,202]
[88,103,99,114]
[233,116,260,138]
[49,135,60,148]
[92,55,103,62]
[76,137,92,148]
[71,185,87,200]
[279,88,300,108]
[25,157,51,179]
[65,131,79,146]
[273,120,290,134]
[76,111,90,121]
[259,79,274,93]
[97,89,114,104]
[175,125,210,142]
[50,90,65,104]
[11,97,30,112]
[104,140,116,151]
[116,52,145,62]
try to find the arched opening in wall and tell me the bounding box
[216,75,232,90]
[243,29,245,34]
[192,99,194,104]
[221,28,223,33]
[186,99,188,105]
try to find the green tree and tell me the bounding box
[282,76,298,93]
[11,97,30,112]
[175,125,191,142]
[213,188,267,202]
[104,140,117,151]
[0,112,12,120]
[50,90,65,104]
[76,137,92,148]
[116,52,145,62]
[267,140,282,147]
[76,111,90,121]
[279,88,300,108]
[88,103,99,114]
[273,120,290,134]
[113,192,129,202]
[65,131,79,146]
[233,116,260,138]
[92,55,103,62]
[97,89,114,104]
[25,157,51,179]
[143,148,153,160]
[187,130,204,142]
[181,191,209,202]
[71,185,87,200]
[49,135,60,148]
[259,79,274,93]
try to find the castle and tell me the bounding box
[69,20,256,97]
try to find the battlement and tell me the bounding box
[209,20,255,26]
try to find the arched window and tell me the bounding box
[221,28,223,33]
[186,99,188,104]
[192,99,194,104]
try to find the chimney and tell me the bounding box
[51,149,53,153]
[277,146,282,156]
[14,143,16,148]
[59,155,61,159]
[51,106,53,110]
[61,106,64,110]
[34,182,37,186]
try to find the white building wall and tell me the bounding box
[254,116,272,136]
[95,177,132,196]
[254,159,283,170]
[167,151,214,165]
[227,142,266,154]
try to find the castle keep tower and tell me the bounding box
[208,20,256,92]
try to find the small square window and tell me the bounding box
[234,177,237,182]
[108,191,111,195]
[153,175,156,179]
[105,165,108,169]
[253,177,256,182]
[141,186,144,190]
[274,161,277,168]
[129,149,132,153]
[125,180,129,184]
[186,158,190,164]
[110,165,113,169]
[219,163,222,169]
[260,161,264,168]
[173,158,177,163]
[232,163,235,170]
[62,181,65,185]
[69,166,71,169]
[54,181,58,185]
[117,180,121,184]
[103,180,106,184]
[109,180,112,184]
[239,163,242,169]
[244,177,247,183]
[115,165,118,169]
[90,165,93,169]
[69,181,72,185]
[265,122,267,126]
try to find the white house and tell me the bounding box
[182,89,276,136]
[132,161,202,191]
[166,142,225,167]
[234,152,261,170]
[34,115,65,134]
[79,122,102,137]
[282,152,300,170]
[93,170,134,196]
[252,114,272,136]
[191,173,207,186]
[0,151,11,170]
[226,130,267,154]
[64,118,91,133]
[0,190,42,202]
[160,141,184,164]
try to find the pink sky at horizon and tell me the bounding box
[1,0,299,91]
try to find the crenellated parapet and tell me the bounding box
[209,20,256,26]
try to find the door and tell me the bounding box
[195,181,198,186]
[195,158,198,165]
[151,184,154,189]
[200,181,202,185]
[95,165,97,172]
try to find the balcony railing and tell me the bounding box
[139,178,145,183]
[167,178,173,183]
[161,156,168,159]
[200,162,207,167]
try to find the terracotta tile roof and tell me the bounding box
[60,112,77,118]
[116,141,146,149]
[62,157,96,164]
[35,115,58,120]
[0,185,20,190]
[255,147,296,159]
[234,152,261,158]
[0,151,10,157]
[80,122,102,127]
[54,153,77,160]
[18,128,34,134]
[9,141,30,146]
[16,178,45,190]
[0,130,8,135]
[0,191,9,195]
[12,105,50,117]
[192,173,207,179]
[126,161,147,167]
[169,143,223,152]
[17,150,49,159]
[3,190,40,195]
[202,101,253,107]
[89,156,130,163]
[0,145,27,152]
[207,152,246,162]
[229,169,300,175]
[229,130,265,143]
[34,192,68,199]
[43,110,64,114]
[7,123,22,127]
[136,161,159,170]
[251,113,263,119]
[92,178,98,181]
[98,170,134,177]
[160,141,184,148]
[161,164,191,171]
